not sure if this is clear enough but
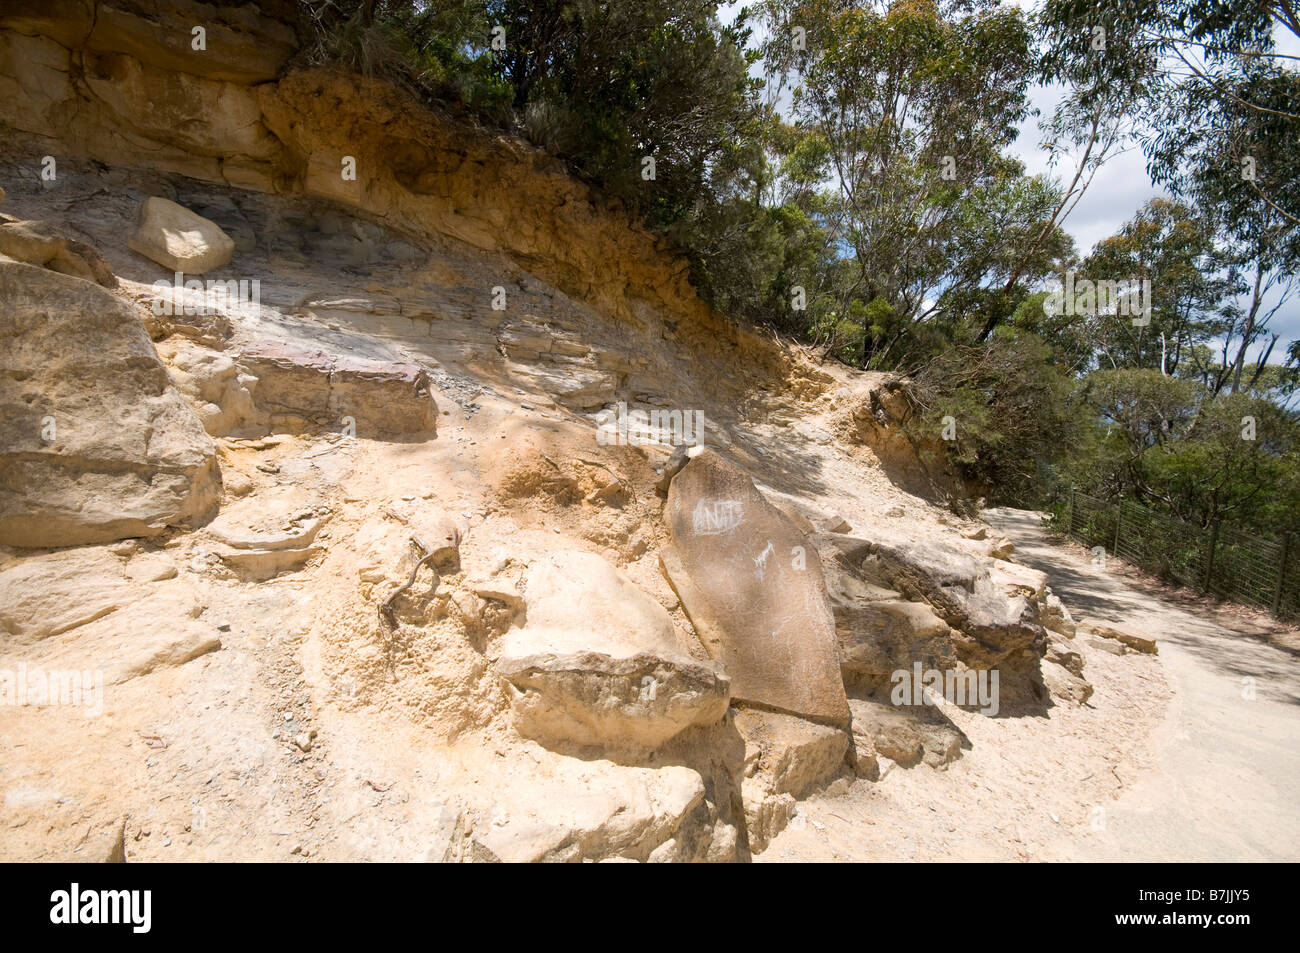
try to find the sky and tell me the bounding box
[1010,54,1300,358]
[719,0,1300,361]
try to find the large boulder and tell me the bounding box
[467,758,716,863]
[817,533,1046,673]
[818,542,958,687]
[129,197,235,274]
[0,259,220,547]
[659,450,850,726]
[496,650,731,753]
[495,550,730,752]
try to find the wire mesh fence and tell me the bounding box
[1052,488,1298,621]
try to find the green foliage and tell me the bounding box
[303,1,513,118]
[1077,199,1232,376]
[491,0,761,225]
[1068,369,1300,534]
[905,329,1082,500]
[1039,0,1300,397]
[304,1,765,313]
[759,0,1070,362]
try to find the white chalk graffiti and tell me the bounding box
[692,499,744,536]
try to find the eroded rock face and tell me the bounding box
[129,197,236,274]
[467,759,715,863]
[203,496,330,581]
[495,550,730,753]
[660,450,850,726]
[0,259,220,547]
[0,547,221,687]
[736,708,848,798]
[0,219,117,287]
[496,649,730,753]
[819,541,959,688]
[735,707,849,852]
[157,337,257,436]
[0,2,1124,864]
[818,533,1047,674]
[848,698,967,769]
[0,0,299,85]
[239,341,438,437]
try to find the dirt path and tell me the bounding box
[986,508,1300,862]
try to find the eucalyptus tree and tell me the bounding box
[756,0,1070,367]
[1040,0,1300,390]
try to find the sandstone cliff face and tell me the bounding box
[0,0,943,478]
[0,2,1083,863]
[0,4,739,341]
[0,256,220,546]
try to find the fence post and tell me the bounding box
[1113,499,1122,557]
[1274,534,1292,616]
[1203,520,1221,595]
[1067,485,1075,536]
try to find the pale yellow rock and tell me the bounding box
[0,260,221,547]
[990,558,1049,601]
[496,550,730,752]
[741,777,795,854]
[158,338,257,437]
[466,574,524,610]
[1080,618,1158,654]
[496,648,730,752]
[848,697,967,769]
[1042,660,1094,705]
[521,550,681,656]
[1041,590,1077,637]
[0,549,129,644]
[124,554,179,584]
[733,707,848,798]
[0,566,219,692]
[129,197,235,274]
[468,759,708,863]
[214,544,321,581]
[1045,630,1085,677]
[0,219,116,286]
